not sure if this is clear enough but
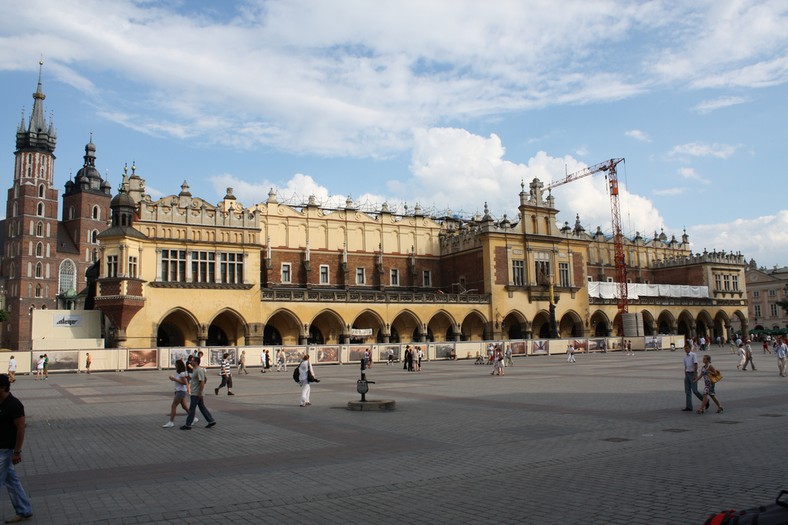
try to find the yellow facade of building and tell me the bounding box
[94,172,748,349]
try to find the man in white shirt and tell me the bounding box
[776,337,787,377]
[682,345,705,411]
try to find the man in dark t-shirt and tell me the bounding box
[0,373,33,522]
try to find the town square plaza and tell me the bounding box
[3,348,785,525]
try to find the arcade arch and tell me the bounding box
[265,309,302,346]
[558,310,583,338]
[460,310,487,341]
[207,309,247,346]
[157,308,199,347]
[309,309,345,345]
[427,310,457,342]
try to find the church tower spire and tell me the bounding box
[15,59,57,159]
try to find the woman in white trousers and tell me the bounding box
[298,355,317,407]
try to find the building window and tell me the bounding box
[161,250,187,282]
[512,260,524,286]
[36,221,43,237]
[423,270,432,288]
[37,203,44,216]
[128,256,138,278]
[91,230,98,244]
[59,260,75,293]
[356,267,365,285]
[35,262,43,278]
[559,262,570,288]
[35,242,43,257]
[390,268,400,286]
[38,184,45,197]
[92,205,100,220]
[35,284,42,298]
[770,303,778,317]
[191,251,215,283]
[281,263,291,284]
[753,290,760,298]
[319,265,329,284]
[754,305,761,317]
[220,252,243,284]
[534,252,550,286]
[723,274,730,291]
[768,289,776,297]
[107,255,119,278]
[714,274,722,290]
[731,274,739,291]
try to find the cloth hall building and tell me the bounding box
[1,72,749,352]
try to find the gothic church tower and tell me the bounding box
[1,63,111,351]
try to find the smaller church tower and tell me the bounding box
[62,135,112,305]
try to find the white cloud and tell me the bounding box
[693,95,750,114]
[653,187,686,196]
[678,167,710,184]
[669,142,739,159]
[401,127,664,237]
[688,211,788,268]
[625,129,651,142]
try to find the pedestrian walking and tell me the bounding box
[0,373,34,522]
[682,345,706,412]
[742,340,756,371]
[34,356,44,381]
[181,356,216,430]
[238,350,248,375]
[297,354,318,407]
[776,337,787,377]
[736,343,746,369]
[276,349,287,372]
[7,356,16,383]
[85,352,92,374]
[566,343,576,363]
[504,344,514,367]
[42,354,49,379]
[260,350,267,373]
[163,359,195,428]
[694,355,723,414]
[215,353,235,396]
[762,340,771,354]
[491,348,505,375]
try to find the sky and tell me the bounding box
[1,0,787,268]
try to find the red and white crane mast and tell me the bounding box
[547,158,628,314]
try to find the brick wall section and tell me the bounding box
[572,251,585,284]
[494,246,508,285]
[439,249,485,292]
[266,250,441,290]
[651,265,705,286]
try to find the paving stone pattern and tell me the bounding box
[3,348,786,524]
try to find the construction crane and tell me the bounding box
[547,158,628,314]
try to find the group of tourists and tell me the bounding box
[682,335,788,415]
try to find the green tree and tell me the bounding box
[0,310,9,322]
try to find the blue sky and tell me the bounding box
[1,0,787,268]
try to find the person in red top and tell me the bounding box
[0,373,33,522]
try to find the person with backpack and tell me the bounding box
[295,354,318,407]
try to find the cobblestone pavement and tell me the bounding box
[2,346,786,525]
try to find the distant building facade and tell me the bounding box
[744,261,788,333]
